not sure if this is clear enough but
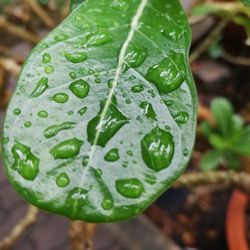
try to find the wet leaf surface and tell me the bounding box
[3,0,197,222]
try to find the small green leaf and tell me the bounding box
[200,150,222,171]
[3,0,197,222]
[224,152,241,170]
[211,98,233,137]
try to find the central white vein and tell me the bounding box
[72,0,148,217]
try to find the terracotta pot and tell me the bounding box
[226,190,249,250]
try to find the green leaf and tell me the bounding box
[229,126,250,156]
[211,98,233,137]
[200,150,222,171]
[224,152,241,170]
[2,0,197,222]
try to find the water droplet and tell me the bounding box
[30,78,49,98]
[3,137,9,145]
[146,58,184,94]
[88,69,95,74]
[78,107,88,116]
[55,33,68,42]
[13,108,21,115]
[141,127,175,172]
[127,150,133,156]
[66,188,88,210]
[116,178,144,198]
[129,75,136,80]
[144,172,157,185]
[183,148,189,157]
[123,45,147,71]
[44,121,76,138]
[111,0,129,11]
[94,168,103,177]
[56,173,70,187]
[85,31,112,47]
[161,25,182,42]
[174,111,189,124]
[50,138,83,159]
[122,161,128,168]
[82,156,90,167]
[131,85,144,93]
[139,101,157,121]
[45,65,54,74]
[107,79,114,89]
[11,141,39,180]
[95,78,101,84]
[165,100,174,106]
[104,148,120,162]
[69,79,90,99]
[102,199,113,210]
[87,97,129,147]
[37,110,48,118]
[52,93,69,103]
[125,99,131,104]
[24,121,32,128]
[43,53,51,63]
[65,52,88,63]
[69,72,77,79]
[68,111,74,115]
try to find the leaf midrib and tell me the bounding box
[71,0,149,218]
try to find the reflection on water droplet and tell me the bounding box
[116,178,144,198]
[45,66,54,74]
[111,0,129,11]
[13,108,21,115]
[123,45,147,71]
[65,52,88,63]
[44,121,76,138]
[43,53,51,63]
[11,141,39,180]
[30,78,49,98]
[87,97,129,147]
[52,93,69,103]
[56,173,70,187]
[146,58,184,94]
[141,127,175,172]
[69,79,90,99]
[131,85,144,93]
[139,101,157,121]
[37,110,48,118]
[24,121,32,128]
[104,148,119,162]
[78,107,87,116]
[174,111,189,124]
[69,72,77,80]
[50,138,83,159]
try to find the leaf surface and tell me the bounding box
[2,0,197,222]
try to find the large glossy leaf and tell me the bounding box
[2,0,197,222]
